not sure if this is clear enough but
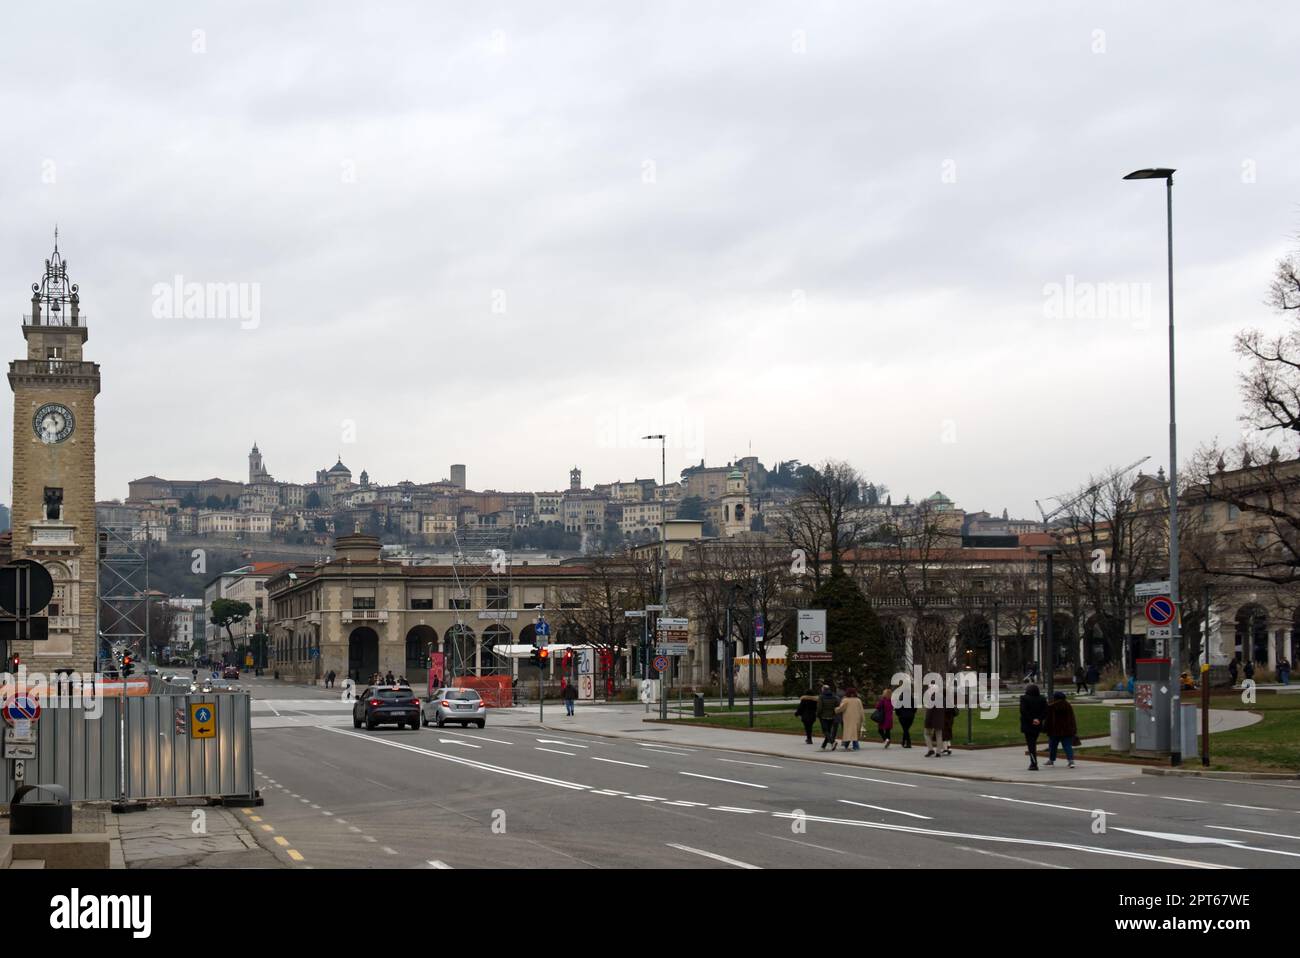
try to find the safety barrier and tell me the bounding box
[2,692,255,806]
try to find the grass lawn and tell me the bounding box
[1071,691,1300,773]
[671,699,1116,748]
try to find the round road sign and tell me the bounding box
[1145,596,1176,627]
[652,655,669,674]
[2,695,41,724]
[0,559,55,616]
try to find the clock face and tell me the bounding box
[33,403,74,444]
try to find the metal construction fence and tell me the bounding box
[3,692,255,805]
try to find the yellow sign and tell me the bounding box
[190,702,217,739]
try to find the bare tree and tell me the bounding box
[779,460,870,589]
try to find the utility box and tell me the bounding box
[1179,702,1199,758]
[1109,708,1133,753]
[692,693,705,718]
[1133,658,1172,756]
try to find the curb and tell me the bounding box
[1141,768,1300,781]
[536,722,1110,785]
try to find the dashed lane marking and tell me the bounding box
[536,748,577,756]
[1206,825,1300,842]
[824,772,917,788]
[287,850,305,862]
[980,794,1118,816]
[274,836,289,847]
[838,799,933,820]
[717,759,782,769]
[428,860,453,869]
[680,772,767,789]
[667,843,760,869]
[591,757,649,768]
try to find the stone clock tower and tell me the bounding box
[7,236,100,670]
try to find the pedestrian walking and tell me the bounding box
[896,698,917,749]
[1074,667,1087,694]
[1229,656,1239,686]
[1085,664,1100,695]
[923,700,945,757]
[834,687,865,752]
[384,670,395,685]
[872,687,895,747]
[942,703,958,755]
[795,689,819,744]
[1044,690,1078,768]
[816,685,840,750]
[1279,658,1291,685]
[562,680,578,716]
[1020,684,1048,771]
[1244,659,1255,681]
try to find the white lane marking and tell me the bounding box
[1207,825,1300,842]
[952,845,1069,869]
[299,798,311,803]
[768,813,1233,869]
[711,806,763,814]
[641,743,696,751]
[1159,796,1207,804]
[536,747,577,756]
[363,778,395,791]
[268,703,281,716]
[590,790,621,796]
[1225,803,1277,812]
[536,737,590,748]
[1111,828,1242,845]
[591,757,649,768]
[717,758,782,769]
[663,801,700,807]
[824,772,917,788]
[980,795,1117,816]
[336,819,348,825]
[838,799,932,820]
[383,847,398,855]
[289,793,300,798]
[362,836,378,843]
[667,843,760,870]
[438,730,515,745]
[673,801,710,806]
[624,796,657,802]
[680,772,768,789]
[643,749,690,757]
[322,727,592,790]
[602,790,629,796]
[310,804,321,810]
[348,826,363,833]
[321,810,333,816]
[765,834,846,855]
[428,860,453,869]
[438,739,481,748]
[633,795,668,801]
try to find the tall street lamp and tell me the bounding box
[642,435,668,608]
[1124,166,1182,765]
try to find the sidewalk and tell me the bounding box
[491,702,1260,784]
[112,805,279,869]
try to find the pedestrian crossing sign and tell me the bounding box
[190,703,216,739]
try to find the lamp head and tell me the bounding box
[1123,168,1175,180]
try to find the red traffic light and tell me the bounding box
[538,647,549,661]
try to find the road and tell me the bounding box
[241,677,1300,869]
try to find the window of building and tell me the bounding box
[487,585,509,610]
[449,597,470,611]
[353,596,375,610]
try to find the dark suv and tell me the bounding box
[353,686,421,730]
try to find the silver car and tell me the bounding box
[422,688,486,728]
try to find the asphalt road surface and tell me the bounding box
[243,677,1300,870]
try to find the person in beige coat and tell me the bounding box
[833,687,865,752]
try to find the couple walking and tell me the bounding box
[1019,685,1079,770]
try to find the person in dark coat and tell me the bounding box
[816,685,840,750]
[941,703,958,755]
[795,690,819,744]
[923,700,946,757]
[1228,656,1240,686]
[1074,667,1087,694]
[1019,684,1048,771]
[1085,664,1100,694]
[1244,659,1255,681]
[562,680,578,716]
[1044,690,1078,767]
[895,698,918,749]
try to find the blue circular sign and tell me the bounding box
[535,620,551,636]
[653,655,669,673]
[1145,596,1175,626]
[194,706,213,723]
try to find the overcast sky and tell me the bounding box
[2,1,1297,518]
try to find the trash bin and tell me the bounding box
[10,783,73,835]
[693,692,705,718]
[1109,707,1132,753]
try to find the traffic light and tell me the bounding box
[122,655,134,677]
[8,654,18,673]
[528,648,538,668]
[538,647,550,668]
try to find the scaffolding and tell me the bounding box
[97,523,150,670]
[447,526,514,680]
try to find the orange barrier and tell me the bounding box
[453,675,512,708]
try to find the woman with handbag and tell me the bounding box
[1044,690,1078,768]
[872,687,895,748]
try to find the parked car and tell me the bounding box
[223,666,240,679]
[422,688,487,729]
[353,686,421,730]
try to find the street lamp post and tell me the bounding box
[1124,167,1182,766]
[642,435,668,609]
